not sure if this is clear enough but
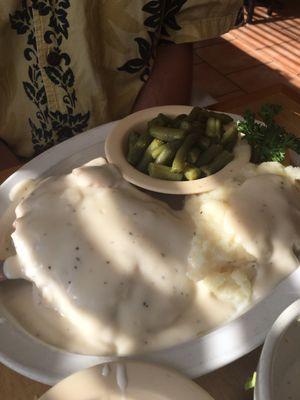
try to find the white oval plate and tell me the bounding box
[0,112,300,386]
[39,361,214,400]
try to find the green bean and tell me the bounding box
[149,113,171,128]
[205,117,214,137]
[188,107,203,121]
[201,110,234,125]
[213,112,234,125]
[128,111,235,181]
[215,118,222,136]
[155,141,180,165]
[127,132,152,165]
[191,120,206,129]
[188,107,234,125]
[152,143,165,159]
[221,125,238,151]
[184,166,202,181]
[128,131,139,147]
[148,163,183,181]
[180,120,192,132]
[205,117,221,140]
[197,144,222,166]
[149,125,186,141]
[188,108,213,122]
[189,122,206,138]
[172,133,198,173]
[172,114,187,128]
[198,136,210,150]
[137,138,163,172]
[127,132,139,164]
[189,107,216,121]
[202,150,234,175]
[187,146,201,164]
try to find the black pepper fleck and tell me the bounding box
[143,301,149,308]
[48,266,52,270]
[68,281,71,284]
[74,265,78,270]
[75,246,79,250]
[129,232,133,236]
[106,261,110,264]
[160,252,165,257]
[76,257,80,262]
[103,281,108,285]
[144,340,148,344]
[133,212,137,216]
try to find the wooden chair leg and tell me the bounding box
[246,0,255,24]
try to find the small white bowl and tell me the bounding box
[105,106,251,195]
[255,299,300,400]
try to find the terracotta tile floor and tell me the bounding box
[193,1,300,104]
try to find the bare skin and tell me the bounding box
[133,43,193,112]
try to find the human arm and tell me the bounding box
[132,42,193,112]
[0,140,21,183]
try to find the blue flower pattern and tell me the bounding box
[118,0,187,82]
[10,0,90,154]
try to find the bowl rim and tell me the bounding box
[105,106,251,195]
[255,299,300,400]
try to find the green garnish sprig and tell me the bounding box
[238,104,300,163]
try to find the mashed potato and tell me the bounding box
[185,162,300,309]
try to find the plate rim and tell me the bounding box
[40,360,215,400]
[0,109,299,385]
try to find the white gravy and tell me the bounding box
[226,173,300,299]
[1,160,234,355]
[1,160,300,356]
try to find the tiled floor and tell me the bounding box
[193,1,300,104]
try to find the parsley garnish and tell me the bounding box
[238,104,300,163]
